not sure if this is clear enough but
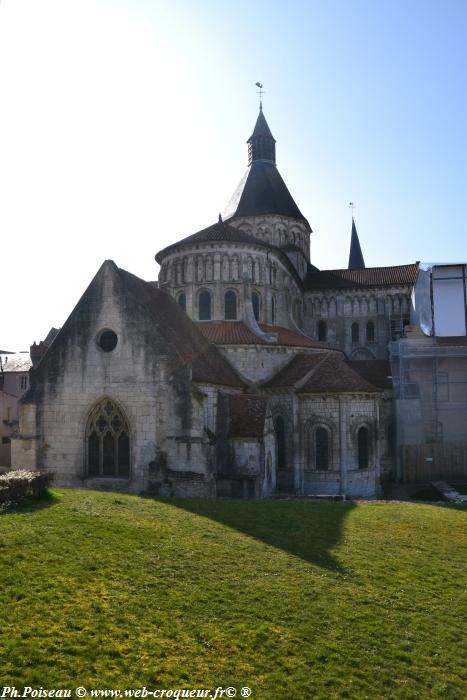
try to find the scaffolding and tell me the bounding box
[390,336,467,481]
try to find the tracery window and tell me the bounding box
[86,399,130,478]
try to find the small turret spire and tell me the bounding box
[247,104,276,166]
[348,216,365,270]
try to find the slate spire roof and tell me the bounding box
[247,107,276,165]
[348,217,365,270]
[223,108,309,226]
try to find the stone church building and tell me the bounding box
[13,107,418,498]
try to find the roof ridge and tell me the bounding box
[313,262,418,274]
[339,357,381,392]
[294,352,332,390]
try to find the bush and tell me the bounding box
[0,469,52,506]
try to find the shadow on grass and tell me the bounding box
[165,497,355,572]
[0,489,59,515]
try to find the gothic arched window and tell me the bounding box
[199,290,212,320]
[274,416,286,471]
[358,427,369,469]
[318,320,327,341]
[315,427,330,471]
[352,322,360,343]
[252,291,261,322]
[366,320,375,343]
[271,296,276,325]
[177,293,186,312]
[224,291,237,320]
[86,399,130,478]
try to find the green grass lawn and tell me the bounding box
[1,490,466,699]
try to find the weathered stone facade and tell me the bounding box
[12,106,420,498]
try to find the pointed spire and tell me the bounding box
[348,218,365,269]
[247,109,276,165]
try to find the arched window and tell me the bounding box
[352,322,360,343]
[274,416,286,471]
[199,290,211,320]
[271,296,276,325]
[366,320,375,343]
[252,291,260,322]
[315,427,329,470]
[224,291,237,320]
[86,399,130,478]
[318,320,327,341]
[177,293,186,311]
[358,427,369,469]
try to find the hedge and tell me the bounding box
[0,470,52,506]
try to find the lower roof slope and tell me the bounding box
[196,321,336,350]
[263,352,383,393]
[305,263,418,290]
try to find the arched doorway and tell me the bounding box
[86,399,130,477]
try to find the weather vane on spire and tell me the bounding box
[255,82,264,110]
[349,201,355,217]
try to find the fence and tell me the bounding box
[401,444,467,482]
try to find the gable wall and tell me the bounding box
[13,264,210,490]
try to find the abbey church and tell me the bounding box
[12,107,419,498]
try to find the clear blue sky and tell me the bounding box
[1,0,466,349]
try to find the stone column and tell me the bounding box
[339,396,347,496]
[292,394,302,494]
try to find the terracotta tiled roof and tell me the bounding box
[304,263,418,290]
[297,354,382,394]
[264,353,382,393]
[197,321,265,345]
[155,221,263,262]
[348,360,392,390]
[262,354,326,388]
[260,324,334,349]
[196,321,332,350]
[228,394,268,438]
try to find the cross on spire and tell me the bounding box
[255,82,264,110]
